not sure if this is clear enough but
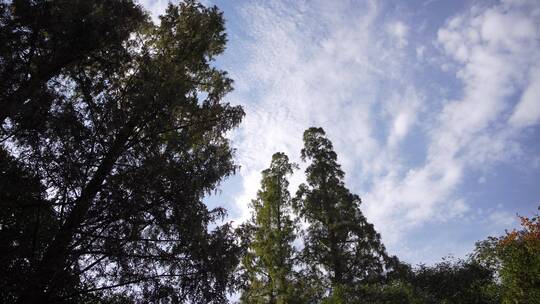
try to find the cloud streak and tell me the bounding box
[225,0,540,260]
[138,0,540,264]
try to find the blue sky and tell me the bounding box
[140,0,540,265]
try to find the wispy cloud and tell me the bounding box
[387,21,409,48]
[225,0,540,257]
[138,0,540,263]
[225,0,412,224]
[365,0,540,244]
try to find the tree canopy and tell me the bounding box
[0,0,146,126]
[1,1,244,303]
[473,209,540,304]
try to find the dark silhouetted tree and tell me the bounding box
[1,1,244,303]
[0,0,146,126]
[410,258,499,304]
[0,147,61,302]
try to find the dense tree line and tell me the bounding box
[1,1,538,303]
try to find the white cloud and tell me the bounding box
[227,0,393,223]
[365,0,540,246]
[223,0,540,258]
[385,87,423,148]
[480,10,537,51]
[387,21,409,48]
[510,66,540,127]
[434,1,540,166]
[137,0,540,263]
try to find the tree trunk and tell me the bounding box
[18,123,134,304]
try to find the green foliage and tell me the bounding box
[474,209,540,304]
[410,259,500,304]
[340,280,420,304]
[294,127,398,301]
[240,153,300,304]
[1,1,244,303]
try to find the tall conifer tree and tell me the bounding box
[240,153,299,304]
[294,127,396,302]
